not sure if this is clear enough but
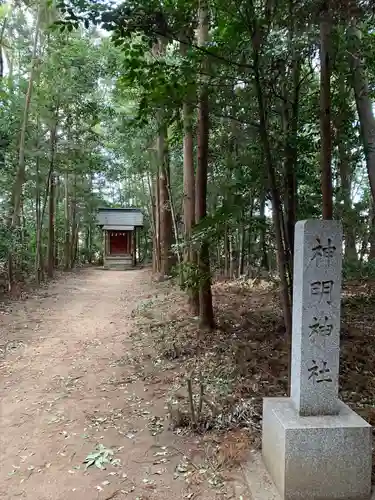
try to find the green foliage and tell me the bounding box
[172,261,211,292]
[84,444,115,470]
[343,260,375,281]
[1,0,374,291]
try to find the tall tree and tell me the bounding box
[8,3,42,289]
[320,1,333,220]
[250,0,292,339]
[195,0,214,329]
[348,23,375,208]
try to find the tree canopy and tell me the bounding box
[1,0,375,333]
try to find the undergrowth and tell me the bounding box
[134,275,375,480]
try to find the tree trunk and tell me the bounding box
[153,172,161,273]
[182,95,199,311]
[348,23,375,206]
[370,215,375,260]
[229,232,235,278]
[182,103,195,247]
[47,173,55,277]
[152,38,173,277]
[181,37,196,265]
[251,14,292,343]
[87,173,93,263]
[282,0,301,261]
[334,79,357,262]
[71,223,79,267]
[69,219,79,268]
[148,170,159,272]
[0,16,8,169]
[224,224,229,277]
[165,167,181,265]
[158,124,173,276]
[8,5,41,290]
[47,122,57,278]
[283,59,300,261]
[196,0,214,329]
[245,197,254,271]
[35,155,42,285]
[11,6,41,226]
[338,144,357,261]
[64,170,70,271]
[259,193,269,270]
[367,203,375,260]
[54,174,59,267]
[0,16,8,79]
[238,223,245,276]
[84,227,89,263]
[70,175,77,268]
[320,3,333,219]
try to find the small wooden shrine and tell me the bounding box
[97,208,143,270]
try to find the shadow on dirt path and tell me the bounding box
[0,268,225,500]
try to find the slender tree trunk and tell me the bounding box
[87,174,93,263]
[153,38,173,277]
[367,203,375,260]
[246,226,251,270]
[229,232,235,278]
[47,173,55,277]
[85,228,89,263]
[181,36,196,266]
[87,227,92,263]
[182,94,199,311]
[64,170,70,270]
[8,6,41,290]
[10,6,41,226]
[282,0,301,261]
[251,14,292,343]
[165,165,181,265]
[71,223,79,267]
[334,80,357,261]
[246,197,254,271]
[47,122,57,278]
[338,144,357,261]
[158,119,173,276]
[54,175,59,267]
[147,171,159,272]
[35,155,42,285]
[0,17,8,168]
[320,3,333,219]
[70,175,77,268]
[182,102,195,247]
[348,23,375,206]
[196,0,214,329]
[259,193,269,270]
[238,222,245,276]
[158,121,173,276]
[283,60,300,261]
[370,216,375,260]
[224,224,229,277]
[153,172,161,273]
[0,16,8,79]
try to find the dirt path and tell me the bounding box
[0,269,224,500]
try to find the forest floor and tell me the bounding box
[1,267,375,500]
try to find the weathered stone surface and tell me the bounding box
[262,398,372,500]
[291,219,343,416]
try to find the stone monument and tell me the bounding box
[262,220,372,500]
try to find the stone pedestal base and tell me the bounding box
[262,397,372,500]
